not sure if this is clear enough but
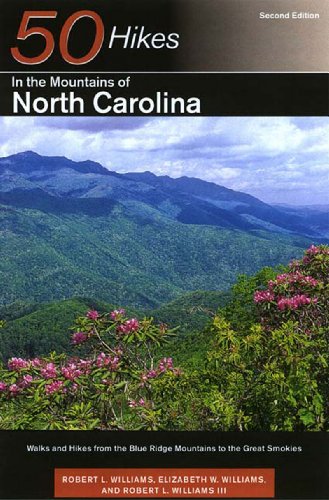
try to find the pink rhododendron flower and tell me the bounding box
[96,352,120,370]
[307,245,318,254]
[0,382,7,392]
[128,399,146,408]
[96,352,106,366]
[289,260,300,268]
[20,375,33,388]
[117,318,139,334]
[61,363,83,381]
[77,359,92,374]
[86,310,99,320]
[9,384,20,395]
[158,357,174,373]
[254,290,275,303]
[302,276,319,286]
[7,357,29,371]
[41,363,58,379]
[140,369,159,385]
[30,358,42,368]
[277,294,316,311]
[110,309,126,320]
[45,380,63,395]
[71,331,87,345]
[268,272,319,289]
[306,245,329,255]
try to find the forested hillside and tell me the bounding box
[0,291,229,361]
[1,152,322,308]
[0,246,328,431]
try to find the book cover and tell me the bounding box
[0,1,328,499]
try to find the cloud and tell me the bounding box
[37,117,153,131]
[0,116,328,205]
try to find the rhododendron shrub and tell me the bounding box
[114,246,328,431]
[204,245,329,431]
[0,310,179,430]
[254,244,329,336]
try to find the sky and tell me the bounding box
[0,116,328,205]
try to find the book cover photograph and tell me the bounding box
[0,1,328,499]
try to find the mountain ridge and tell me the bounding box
[0,151,327,238]
[0,151,325,309]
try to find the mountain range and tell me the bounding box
[0,151,327,308]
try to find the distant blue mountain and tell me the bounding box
[0,151,326,308]
[0,151,327,238]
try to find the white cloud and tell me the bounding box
[0,116,328,205]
